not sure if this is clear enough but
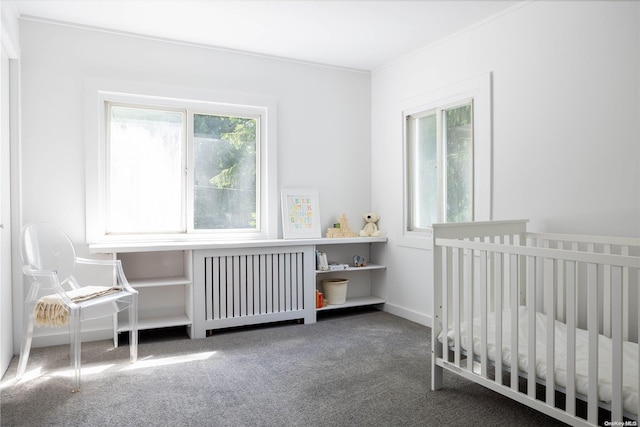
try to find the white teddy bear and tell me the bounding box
[359,212,381,237]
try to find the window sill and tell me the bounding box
[89,236,388,254]
[397,230,434,250]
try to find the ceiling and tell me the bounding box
[12,0,523,71]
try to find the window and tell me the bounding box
[85,84,277,242]
[406,101,474,230]
[402,73,492,242]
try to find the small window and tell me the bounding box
[406,100,473,230]
[402,73,491,240]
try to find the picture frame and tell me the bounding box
[281,189,321,239]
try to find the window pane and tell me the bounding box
[108,106,184,234]
[411,114,438,229]
[444,104,473,223]
[193,114,257,230]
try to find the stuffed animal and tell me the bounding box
[359,212,381,237]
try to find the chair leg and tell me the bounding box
[129,293,138,363]
[16,302,36,379]
[69,311,81,392]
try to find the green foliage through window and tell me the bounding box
[193,114,258,230]
[445,104,473,223]
[406,100,473,230]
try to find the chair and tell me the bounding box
[16,223,138,391]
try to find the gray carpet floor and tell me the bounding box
[0,309,566,426]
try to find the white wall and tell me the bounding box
[1,0,19,377]
[371,1,640,326]
[17,20,371,347]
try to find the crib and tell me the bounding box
[431,220,640,426]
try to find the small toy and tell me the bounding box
[353,255,367,267]
[326,213,358,238]
[359,212,381,237]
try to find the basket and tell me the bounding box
[322,278,348,305]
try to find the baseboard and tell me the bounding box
[381,302,432,328]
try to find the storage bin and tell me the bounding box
[322,278,348,305]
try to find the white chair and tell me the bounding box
[16,223,138,391]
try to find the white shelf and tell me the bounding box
[128,276,191,288]
[316,296,385,311]
[90,236,387,253]
[315,237,386,316]
[316,264,386,274]
[118,314,192,332]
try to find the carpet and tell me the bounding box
[0,309,564,426]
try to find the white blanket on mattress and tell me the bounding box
[438,306,639,414]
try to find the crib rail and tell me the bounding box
[431,220,640,426]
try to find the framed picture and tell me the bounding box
[281,189,321,239]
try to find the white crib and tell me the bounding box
[431,220,640,426]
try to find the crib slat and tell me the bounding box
[480,250,488,378]
[557,241,565,323]
[453,248,462,367]
[565,260,577,416]
[526,255,537,399]
[587,262,599,424]
[603,244,612,337]
[510,253,519,390]
[494,251,503,385]
[465,247,474,372]
[622,245,629,341]
[442,247,450,364]
[432,242,445,391]
[544,257,556,407]
[611,265,623,422]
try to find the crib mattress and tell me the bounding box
[437,306,639,415]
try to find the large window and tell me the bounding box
[107,104,259,235]
[85,86,276,242]
[402,73,492,241]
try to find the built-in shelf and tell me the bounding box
[316,296,385,311]
[127,276,192,288]
[118,314,192,333]
[316,264,386,274]
[114,250,193,341]
[93,237,387,339]
[315,239,386,312]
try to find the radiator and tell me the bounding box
[192,245,316,337]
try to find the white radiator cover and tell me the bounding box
[192,245,316,337]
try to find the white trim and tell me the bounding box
[1,1,20,58]
[84,78,278,244]
[374,1,533,72]
[20,15,370,75]
[382,302,432,328]
[1,3,22,358]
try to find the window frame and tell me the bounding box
[84,80,277,243]
[401,73,492,248]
